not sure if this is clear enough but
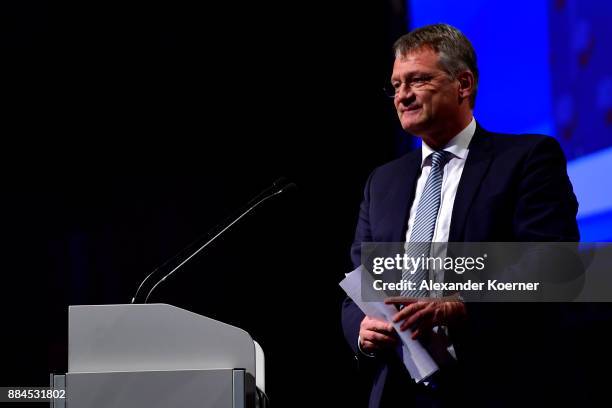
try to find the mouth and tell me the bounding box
[401,106,421,114]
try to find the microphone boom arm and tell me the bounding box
[136,182,295,303]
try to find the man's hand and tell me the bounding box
[359,316,397,353]
[384,297,467,340]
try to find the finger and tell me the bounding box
[391,304,419,323]
[366,318,394,333]
[432,306,445,326]
[401,305,434,331]
[364,331,397,344]
[371,325,395,335]
[385,296,419,305]
[403,303,432,327]
[361,340,379,352]
[392,301,429,323]
[365,331,396,343]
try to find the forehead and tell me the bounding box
[391,47,442,78]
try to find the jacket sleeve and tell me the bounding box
[341,169,376,355]
[513,136,579,241]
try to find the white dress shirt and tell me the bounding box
[406,117,476,244]
[357,118,476,357]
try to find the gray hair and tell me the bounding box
[393,23,479,108]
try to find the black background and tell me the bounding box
[1,1,412,406]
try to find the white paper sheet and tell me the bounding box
[340,265,439,383]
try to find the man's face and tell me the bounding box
[390,47,460,137]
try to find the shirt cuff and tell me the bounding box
[357,335,376,358]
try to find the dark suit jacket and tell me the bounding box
[341,124,579,407]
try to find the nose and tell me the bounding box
[396,83,415,104]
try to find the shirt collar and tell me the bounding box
[421,117,476,166]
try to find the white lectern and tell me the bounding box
[50,304,267,408]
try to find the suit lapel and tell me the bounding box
[385,149,422,242]
[448,124,494,242]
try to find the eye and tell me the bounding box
[411,76,432,86]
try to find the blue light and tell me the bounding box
[408,0,612,241]
[578,211,612,242]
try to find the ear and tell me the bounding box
[456,71,475,102]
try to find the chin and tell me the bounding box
[402,121,426,135]
[400,113,427,133]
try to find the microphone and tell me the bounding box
[246,177,289,204]
[130,177,296,304]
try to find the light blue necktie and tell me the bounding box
[401,150,450,298]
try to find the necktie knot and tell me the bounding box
[431,150,450,169]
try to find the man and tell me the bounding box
[341,24,579,407]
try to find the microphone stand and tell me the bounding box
[130,179,296,304]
